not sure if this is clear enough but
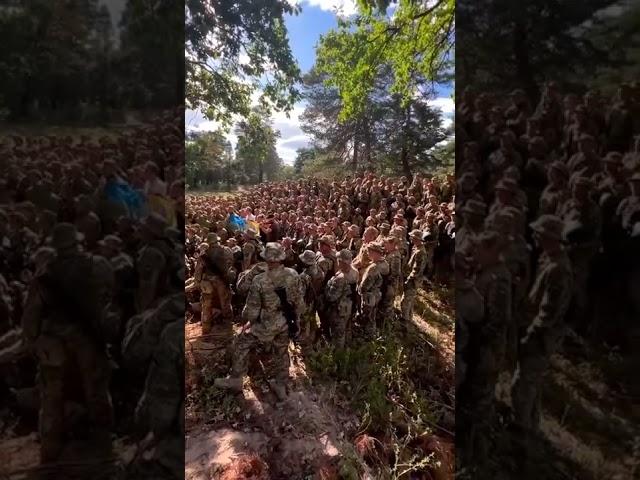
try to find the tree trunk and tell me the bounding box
[258,159,264,183]
[513,19,538,104]
[401,106,413,181]
[352,133,359,172]
[364,118,372,167]
[400,144,412,181]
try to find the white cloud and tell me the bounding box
[295,0,359,17]
[428,97,454,116]
[185,102,311,166]
[272,103,311,164]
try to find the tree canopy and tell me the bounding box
[0,0,181,121]
[185,0,302,127]
[456,0,638,99]
[316,0,454,121]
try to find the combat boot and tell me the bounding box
[213,377,243,392]
[268,380,288,402]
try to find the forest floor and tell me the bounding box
[184,284,456,480]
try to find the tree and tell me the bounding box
[316,0,454,121]
[235,108,283,184]
[293,147,320,175]
[301,62,449,178]
[300,68,367,170]
[185,130,233,189]
[185,0,301,126]
[118,0,183,108]
[456,0,632,100]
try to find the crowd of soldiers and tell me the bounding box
[0,110,186,479]
[184,174,456,399]
[455,82,640,470]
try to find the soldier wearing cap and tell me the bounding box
[214,243,303,400]
[512,215,573,430]
[315,235,338,340]
[379,236,402,321]
[324,249,359,348]
[463,229,511,461]
[559,174,602,330]
[458,199,486,253]
[357,242,387,337]
[539,161,570,216]
[22,223,115,463]
[241,229,261,271]
[297,250,324,343]
[400,230,428,325]
[136,213,175,312]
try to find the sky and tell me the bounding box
[185,0,454,165]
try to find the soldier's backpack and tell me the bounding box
[39,253,111,342]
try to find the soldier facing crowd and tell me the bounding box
[456,82,640,473]
[0,109,186,479]
[185,173,456,398]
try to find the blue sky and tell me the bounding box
[182,0,454,163]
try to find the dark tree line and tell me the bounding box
[0,0,182,123]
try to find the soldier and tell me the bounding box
[315,235,337,340]
[457,199,486,253]
[559,175,601,332]
[204,233,234,324]
[455,251,484,391]
[538,161,570,216]
[135,213,176,312]
[215,243,303,400]
[358,242,387,337]
[128,318,184,480]
[400,230,428,324]
[324,249,359,348]
[21,223,114,463]
[465,230,511,462]
[241,229,261,271]
[379,236,402,321]
[297,250,324,343]
[512,215,573,430]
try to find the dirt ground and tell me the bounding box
[185,285,456,480]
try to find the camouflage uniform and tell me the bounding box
[358,244,387,337]
[197,239,233,333]
[297,250,324,342]
[379,247,402,320]
[315,239,337,339]
[130,319,184,479]
[21,223,114,462]
[400,232,428,323]
[456,275,484,390]
[216,244,303,399]
[465,233,511,461]
[512,216,573,429]
[324,250,359,348]
[241,234,261,271]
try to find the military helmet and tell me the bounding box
[336,249,353,263]
[47,223,84,250]
[298,250,316,265]
[261,242,286,262]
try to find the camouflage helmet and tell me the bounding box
[336,249,353,263]
[299,250,316,265]
[47,223,84,251]
[530,214,563,241]
[408,229,424,241]
[261,242,286,262]
[367,242,385,254]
